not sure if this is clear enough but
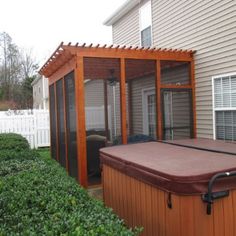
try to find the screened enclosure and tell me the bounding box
[41,43,196,187]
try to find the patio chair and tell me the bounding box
[86,134,107,177]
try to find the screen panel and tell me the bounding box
[65,71,78,179]
[162,90,193,140]
[56,79,66,168]
[49,84,57,160]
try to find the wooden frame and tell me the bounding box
[40,42,196,188]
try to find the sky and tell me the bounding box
[0,0,127,66]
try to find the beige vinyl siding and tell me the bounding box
[152,0,236,139]
[112,0,236,139]
[85,80,104,107]
[113,4,140,45]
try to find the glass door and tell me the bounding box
[143,89,156,139]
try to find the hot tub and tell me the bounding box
[100,142,236,236]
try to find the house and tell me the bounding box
[103,0,236,141]
[31,75,49,109]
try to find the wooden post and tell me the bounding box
[120,58,127,144]
[75,56,87,187]
[156,60,163,140]
[103,79,109,139]
[128,80,133,135]
[62,77,69,173]
[190,60,197,138]
[54,82,60,161]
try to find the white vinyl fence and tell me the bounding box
[0,106,112,149]
[0,109,50,149]
[85,106,112,131]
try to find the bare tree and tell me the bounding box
[0,32,21,100]
[20,49,39,79]
[0,32,39,108]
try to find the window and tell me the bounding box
[213,74,236,141]
[140,1,152,47]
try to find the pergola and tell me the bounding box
[40,42,196,188]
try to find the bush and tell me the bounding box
[0,133,30,151]
[0,140,140,235]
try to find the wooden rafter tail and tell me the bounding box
[88,43,93,47]
[82,43,86,47]
[68,42,71,46]
[122,45,126,49]
[40,42,64,74]
[150,47,156,52]
[109,44,113,48]
[139,46,144,51]
[145,47,151,51]
[187,49,194,54]
[134,46,139,50]
[115,45,120,49]
[102,44,107,48]
[128,46,133,49]
[95,44,100,48]
[75,42,79,47]
[156,48,162,51]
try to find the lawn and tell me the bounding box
[0,133,140,236]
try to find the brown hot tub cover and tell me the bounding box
[164,138,236,155]
[100,142,236,195]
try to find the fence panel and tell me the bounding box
[0,106,112,149]
[0,110,49,148]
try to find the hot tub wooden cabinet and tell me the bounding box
[100,142,236,236]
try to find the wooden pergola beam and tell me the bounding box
[61,45,193,61]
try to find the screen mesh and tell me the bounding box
[65,71,78,179]
[56,79,67,168]
[49,85,57,159]
[162,90,193,140]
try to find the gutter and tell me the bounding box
[103,0,140,26]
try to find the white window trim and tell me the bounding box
[212,72,236,140]
[142,87,155,135]
[139,0,153,47]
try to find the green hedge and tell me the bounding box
[0,133,30,151]
[0,137,140,235]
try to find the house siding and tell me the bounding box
[111,0,236,139]
[32,77,49,109]
[113,4,140,45]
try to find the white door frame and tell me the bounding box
[142,87,155,135]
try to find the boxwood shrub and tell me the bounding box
[0,137,140,235]
[0,133,30,151]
